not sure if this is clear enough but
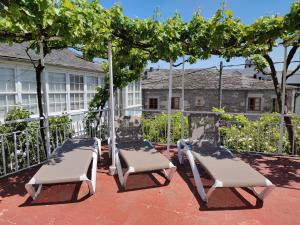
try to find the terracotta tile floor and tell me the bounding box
[0,144,299,225]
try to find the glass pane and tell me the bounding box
[7,95,15,105]
[0,95,5,105]
[22,95,29,104]
[49,103,55,113]
[0,68,15,92]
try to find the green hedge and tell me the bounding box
[141,112,188,144]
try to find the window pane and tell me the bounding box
[20,69,36,92]
[128,93,134,106]
[149,98,158,109]
[48,72,66,92]
[0,68,15,92]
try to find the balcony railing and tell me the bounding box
[0,108,299,178]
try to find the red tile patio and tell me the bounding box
[0,145,299,225]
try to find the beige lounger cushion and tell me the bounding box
[190,141,269,187]
[33,138,96,184]
[117,141,171,173]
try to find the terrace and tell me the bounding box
[0,110,299,225]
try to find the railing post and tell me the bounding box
[13,133,18,171]
[257,120,261,152]
[55,125,59,148]
[26,130,30,168]
[1,135,6,175]
[36,129,40,164]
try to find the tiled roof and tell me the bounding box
[0,42,102,73]
[142,69,296,90]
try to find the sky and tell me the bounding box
[99,0,299,71]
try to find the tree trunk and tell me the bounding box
[35,61,47,156]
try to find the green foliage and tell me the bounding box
[49,114,74,150]
[0,107,74,175]
[141,112,188,144]
[216,109,299,155]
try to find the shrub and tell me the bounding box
[141,112,188,144]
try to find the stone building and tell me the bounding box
[142,69,297,113]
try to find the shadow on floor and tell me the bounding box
[173,154,264,211]
[19,182,91,207]
[238,153,300,189]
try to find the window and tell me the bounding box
[70,74,84,91]
[48,72,67,113]
[127,80,141,107]
[0,95,15,118]
[20,69,36,92]
[171,97,180,109]
[20,70,38,114]
[86,76,98,103]
[70,93,84,110]
[70,74,84,110]
[0,67,15,92]
[248,97,261,111]
[0,68,16,118]
[149,98,158,109]
[22,94,38,114]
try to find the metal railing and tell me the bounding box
[1,108,299,178]
[118,108,300,156]
[0,110,110,178]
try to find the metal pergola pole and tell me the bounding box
[180,57,185,140]
[218,61,223,108]
[39,41,51,158]
[166,60,173,159]
[279,45,288,154]
[108,40,117,175]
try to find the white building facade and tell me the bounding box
[0,43,142,121]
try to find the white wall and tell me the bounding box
[0,59,104,121]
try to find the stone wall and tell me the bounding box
[142,89,294,113]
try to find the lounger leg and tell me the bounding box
[183,143,208,202]
[95,138,102,162]
[206,180,223,200]
[90,149,98,195]
[248,185,275,201]
[162,162,177,181]
[177,140,183,164]
[25,180,42,200]
[123,167,135,188]
[116,149,126,188]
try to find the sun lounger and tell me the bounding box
[25,138,100,200]
[177,114,274,203]
[114,116,176,189]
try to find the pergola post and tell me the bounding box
[39,41,51,158]
[108,40,117,175]
[180,57,185,140]
[167,60,173,159]
[279,45,288,154]
[218,61,223,108]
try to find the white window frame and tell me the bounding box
[48,72,67,114]
[69,74,85,111]
[0,65,18,118]
[127,80,141,108]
